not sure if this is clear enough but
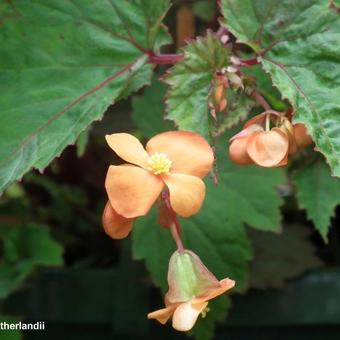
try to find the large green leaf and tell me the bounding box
[0,0,171,192]
[294,160,340,241]
[221,0,340,176]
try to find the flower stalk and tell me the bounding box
[161,190,184,252]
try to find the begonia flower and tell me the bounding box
[103,131,214,238]
[148,250,235,331]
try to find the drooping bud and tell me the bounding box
[209,73,229,116]
[167,250,220,303]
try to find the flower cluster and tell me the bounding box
[228,111,313,167]
[102,130,236,332]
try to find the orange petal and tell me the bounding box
[229,124,263,142]
[146,131,214,178]
[148,305,177,325]
[293,123,313,148]
[163,173,205,217]
[229,136,254,165]
[172,301,208,332]
[105,165,164,218]
[194,278,236,303]
[243,113,266,128]
[102,201,134,239]
[105,133,150,168]
[246,129,289,167]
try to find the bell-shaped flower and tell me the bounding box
[148,250,235,331]
[103,131,214,238]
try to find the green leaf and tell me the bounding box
[294,160,340,241]
[164,33,230,139]
[0,0,171,192]
[0,223,63,298]
[131,76,174,138]
[249,224,322,289]
[192,1,217,22]
[219,157,284,232]
[213,90,254,137]
[221,0,340,176]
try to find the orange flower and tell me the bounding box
[229,112,291,168]
[103,131,214,238]
[148,250,235,331]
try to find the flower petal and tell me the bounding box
[194,278,236,302]
[146,131,214,178]
[102,201,134,239]
[229,136,254,165]
[148,305,177,325]
[163,173,205,217]
[105,165,164,218]
[246,129,289,167]
[105,133,150,168]
[172,301,208,332]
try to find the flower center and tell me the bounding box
[148,152,172,175]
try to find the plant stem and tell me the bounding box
[265,113,270,131]
[148,52,184,65]
[251,90,271,111]
[161,190,184,252]
[240,58,260,66]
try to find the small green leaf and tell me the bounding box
[249,225,322,289]
[294,160,340,241]
[131,76,174,138]
[164,33,230,139]
[0,0,171,192]
[221,0,340,176]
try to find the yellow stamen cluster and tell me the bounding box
[148,152,172,175]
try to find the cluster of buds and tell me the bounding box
[228,111,313,167]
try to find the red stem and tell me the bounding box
[251,90,271,111]
[161,190,184,252]
[240,58,260,66]
[148,52,184,65]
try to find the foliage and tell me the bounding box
[0,1,340,339]
[294,160,340,241]
[0,0,171,192]
[221,0,340,176]
[249,224,322,289]
[0,223,63,298]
